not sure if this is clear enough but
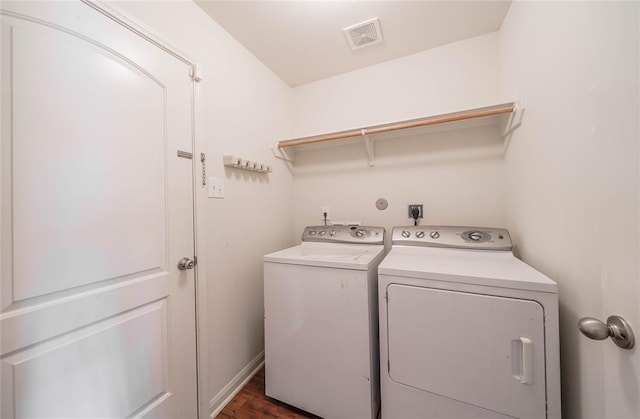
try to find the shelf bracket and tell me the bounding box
[271,144,294,162]
[501,101,525,139]
[362,129,375,167]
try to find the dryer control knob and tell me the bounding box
[416,231,425,238]
[330,230,336,236]
[355,230,365,237]
[319,230,326,236]
[402,230,410,238]
[309,230,316,235]
[469,231,483,241]
[430,231,440,239]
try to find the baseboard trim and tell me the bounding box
[209,351,265,418]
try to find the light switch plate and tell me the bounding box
[208,177,224,198]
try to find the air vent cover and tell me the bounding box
[343,17,383,51]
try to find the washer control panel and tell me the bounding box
[392,226,512,250]
[302,225,385,245]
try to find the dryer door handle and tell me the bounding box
[511,337,533,384]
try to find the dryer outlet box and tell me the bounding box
[408,204,423,219]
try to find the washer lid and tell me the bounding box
[378,246,557,293]
[264,242,386,270]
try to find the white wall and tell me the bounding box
[290,33,507,238]
[292,33,501,138]
[112,1,295,416]
[499,1,639,418]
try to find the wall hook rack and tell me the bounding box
[223,155,272,173]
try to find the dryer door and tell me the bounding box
[386,285,546,419]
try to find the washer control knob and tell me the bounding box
[309,230,316,235]
[319,230,326,236]
[402,230,411,238]
[355,230,365,238]
[430,231,440,239]
[416,231,425,238]
[330,230,336,236]
[469,231,483,241]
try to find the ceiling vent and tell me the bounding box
[343,17,383,51]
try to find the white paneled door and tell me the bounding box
[1,1,198,417]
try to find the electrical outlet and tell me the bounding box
[408,204,423,219]
[321,206,331,221]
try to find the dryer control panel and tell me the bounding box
[392,226,512,251]
[302,225,385,245]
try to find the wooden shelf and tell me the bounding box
[274,102,516,166]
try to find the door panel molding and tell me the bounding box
[2,299,169,418]
[4,17,169,304]
[1,9,166,86]
[1,274,170,354]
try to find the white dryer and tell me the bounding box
[378,226,560,419]
[264,225,386,419]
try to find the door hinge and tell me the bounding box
[189,65,203,82]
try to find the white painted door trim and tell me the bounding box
[85,1,201,76]
[73,2,209,418]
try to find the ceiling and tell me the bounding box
[195,1,512,87]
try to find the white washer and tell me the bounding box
[378,226,561,419]
[264,225,386,419]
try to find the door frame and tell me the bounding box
[78,1,208,417]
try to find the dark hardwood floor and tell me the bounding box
[216,367,321,419]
